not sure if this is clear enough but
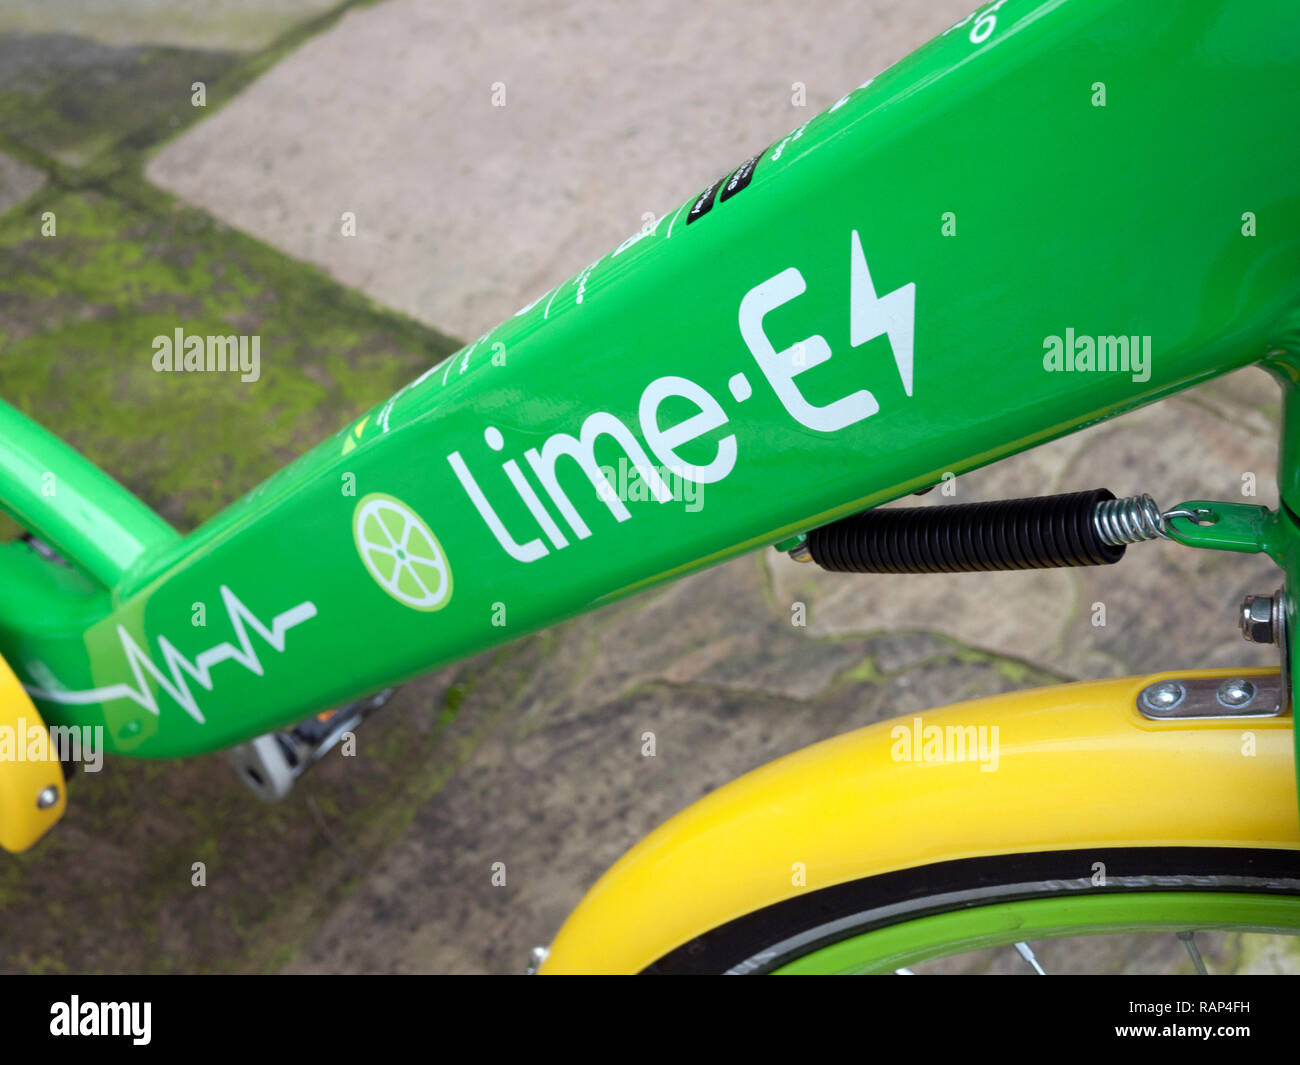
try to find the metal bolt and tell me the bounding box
[1217,678,1256,708]
[36,785,59,810]
[1241,594,1279,645]
[1141,680,1186,712]
[789,541,813,564]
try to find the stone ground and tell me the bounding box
[0,0,1295,975]
[144,0,978,339]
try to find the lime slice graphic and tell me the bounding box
[352,493,453,611]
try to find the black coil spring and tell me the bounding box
[807,488,1125,573]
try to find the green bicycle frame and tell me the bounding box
[3,0,1300,760]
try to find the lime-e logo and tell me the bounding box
[447,230,914,566]
[352,493,453,611]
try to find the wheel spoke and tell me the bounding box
[1178,931,1210,975]
[1014,941,1046,975]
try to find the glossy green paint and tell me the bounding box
[1164,500,1284,558]
[0,397,179,586]
[3,0,1300,758]
[771,892,1300,974]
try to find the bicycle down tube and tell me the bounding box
[2,0,1300,758]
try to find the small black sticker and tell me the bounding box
[719,152,761,202]
[685,177,723,225]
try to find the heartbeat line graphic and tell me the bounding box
[25,585,317,724]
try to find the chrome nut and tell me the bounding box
[1240,594,1277,645]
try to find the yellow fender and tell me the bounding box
[0,654,66,852]
[540,669,1299,973]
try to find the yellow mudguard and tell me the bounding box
[540,669,1299,973]
[0,654,66,852]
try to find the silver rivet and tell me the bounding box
[1142,681,1186,711]
[36,785,59,810]
[1217,678,1256,708]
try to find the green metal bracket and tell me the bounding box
[1163,501,1284,563]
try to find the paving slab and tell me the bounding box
[147,0,976,339]
[0,187,457,530]
[0,1,339,52]
[0,32,240,166]
[0,2,346,166]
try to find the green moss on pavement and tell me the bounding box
[0,187,457,530]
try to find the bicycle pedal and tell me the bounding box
[227,688,395,802]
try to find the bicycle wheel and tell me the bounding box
[641,847,1300,974]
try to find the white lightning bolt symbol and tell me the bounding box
[849,229,916,396]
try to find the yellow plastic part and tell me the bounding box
[0,653,66,852]
[540,669,1299,973]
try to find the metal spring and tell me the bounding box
[1092,494,1169,546]
[807,488,1126,573]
